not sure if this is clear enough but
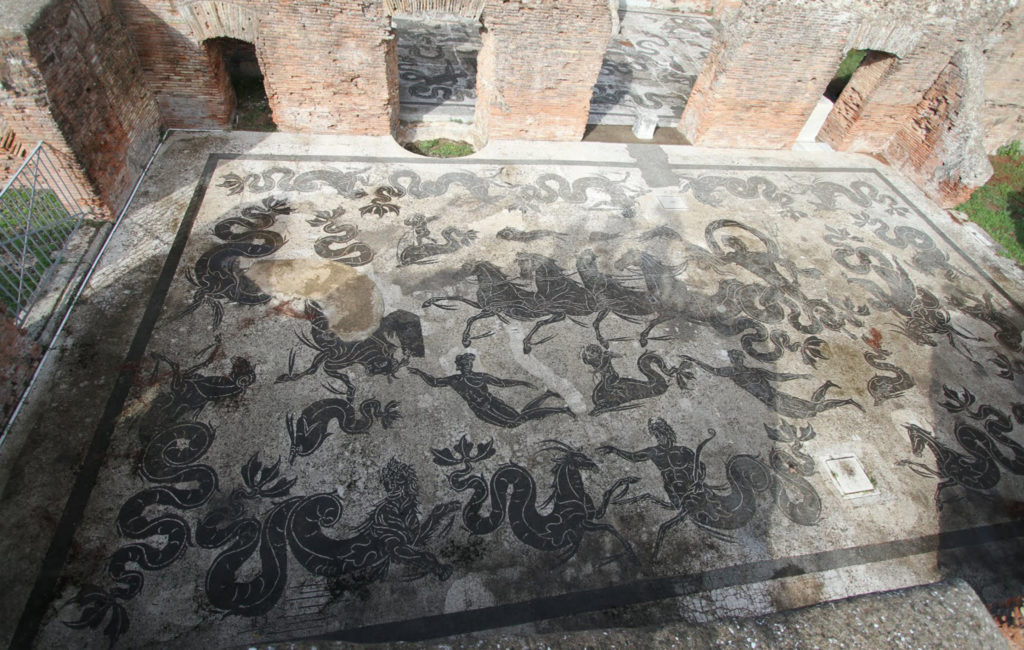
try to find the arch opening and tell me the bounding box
[203,37,275,132]
[391,14,481,152]
[585,8,715,142]
[796,48,898,151]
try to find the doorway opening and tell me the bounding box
[797,49,898,150]
[392,14,480,150]
[204,37,275,131]
[587,9,716,141]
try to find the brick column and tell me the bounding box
[679,1,850,149]
[981,3,1024,153]
[476,0,611,142]
[818,52,898,151]
[0,0,164,218]
[258,1,396,134]
[884,47,992,207]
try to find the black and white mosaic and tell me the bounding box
[24,150,1024,648]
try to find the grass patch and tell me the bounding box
[0,188,75,313]
[233,77,276,132]
[824,49,867,101]
[956,141,1024,265]
[404,139,474,158]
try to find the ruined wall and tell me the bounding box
[981,2,1024,153]
[818,52,898,150]
[25,0,161,212]
[681,0,1015,205]
[619,0,739,14]
[115,0,396,135]
[0,36,88,193]
[679,2,851,148]
[476,0,611,141]
[884,47,992,207]
[0,0,161,216]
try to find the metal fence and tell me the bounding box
[0,142,93,330]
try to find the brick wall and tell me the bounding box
[116,0,397,135]
[679,2,850,148]
[0,308,41,423]
[884,46,992,207]
[681,0,1013,204]
[981,3,1024,153]
[0,35,88,191]
[25,0,162,213]
[386,0,486,19]
[818,52,898,150]
[0,0,161,220]
[475,0,611,141]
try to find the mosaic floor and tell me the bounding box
[395,10,716,127]
[12,134,1024,648]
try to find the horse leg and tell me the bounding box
[895,459,940,479]
[612,492,675,509]
[582,521,639,565]
[324,371,356,397]
[639,314,673,347]
[592,309,610,349]
[276,350,329,383]
[423,296,481,310]
[462,311,496,347]
[811,380,838,401]
[653,511,689,560]
[816,397,864,414]
[523,313,566,354]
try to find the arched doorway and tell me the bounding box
[203,37,275,131]
[798,49,898,151]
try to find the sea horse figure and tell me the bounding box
[276,301,425,394]
[432,436,639,565]
[575,248,655,349]
[397,216,477,266]
[897,423,1005,508]
[581,344,685,415]
[286,382,401,462]
[180,197,291,327]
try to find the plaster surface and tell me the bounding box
[4,132,1024,648]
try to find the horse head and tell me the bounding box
[613,248,644,272]
[515,252,564,278]
[576,249,598,269]
[459,260,508,283]
[615,249,687,277]
[539,439,598,472]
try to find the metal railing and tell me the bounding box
[0,142,93,329]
